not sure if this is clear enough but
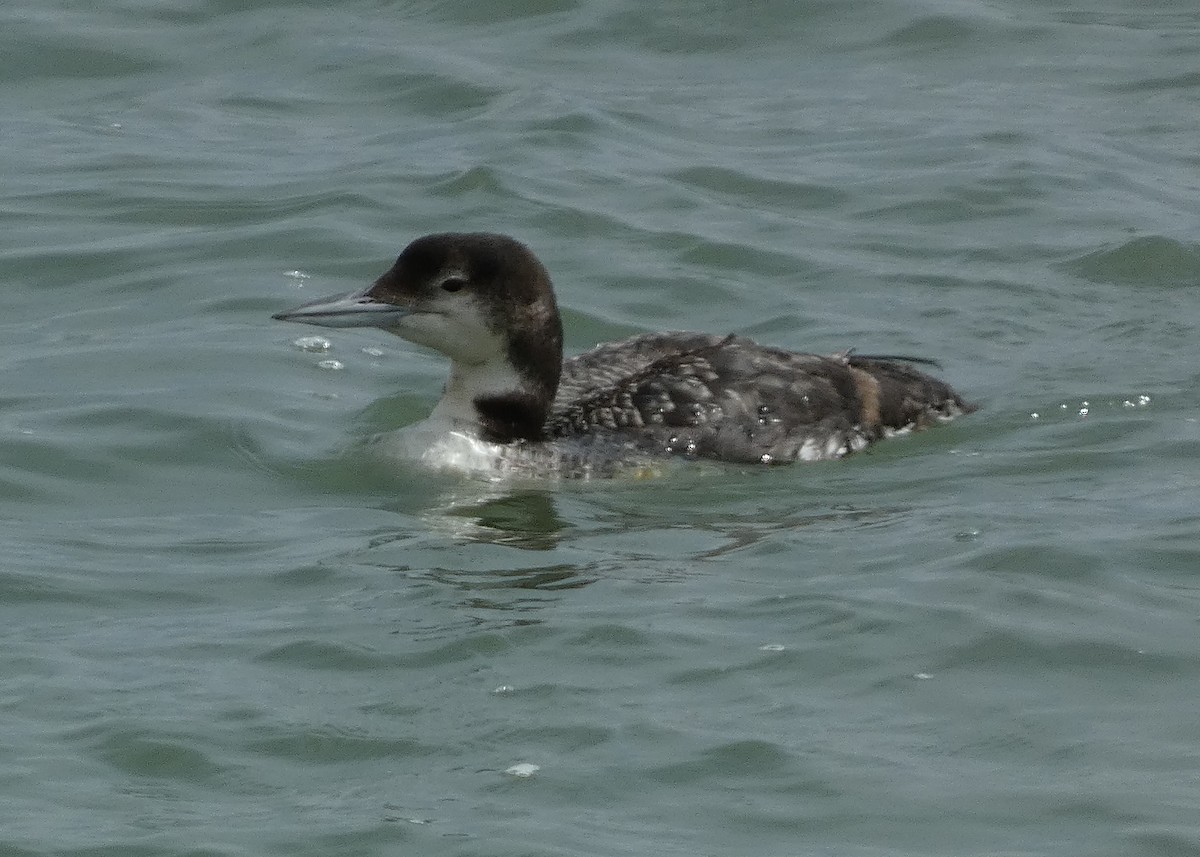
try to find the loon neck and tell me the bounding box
[429,358,554,444]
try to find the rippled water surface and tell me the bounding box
[4,0,1200,854]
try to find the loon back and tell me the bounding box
[548,332,973,464]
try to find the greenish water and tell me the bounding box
[4,0,1200,854]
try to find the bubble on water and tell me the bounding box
[505,763,539,778]
[492,685,514,695]
[362,346,385,357]
[293,335,331,352]
[759,644,785,652]
[285,270,311,281]
[316,359,344,371]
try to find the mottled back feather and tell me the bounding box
[548,333,974,463]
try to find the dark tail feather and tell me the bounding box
[853,353,944,370]
[844,350,944,370]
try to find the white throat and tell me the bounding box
[426,357,530,433]
[374,356,535,474]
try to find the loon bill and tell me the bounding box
[273,232,975,471]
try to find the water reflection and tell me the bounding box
[437,489,568,551]
[359,485,598,605]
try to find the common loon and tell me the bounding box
[273,233,974,476]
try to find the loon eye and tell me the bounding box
[440,277,467,293]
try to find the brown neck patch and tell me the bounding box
[847,366,882,431]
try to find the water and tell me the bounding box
[4,0,1200,854]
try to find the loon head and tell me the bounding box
[274,233,564,442]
